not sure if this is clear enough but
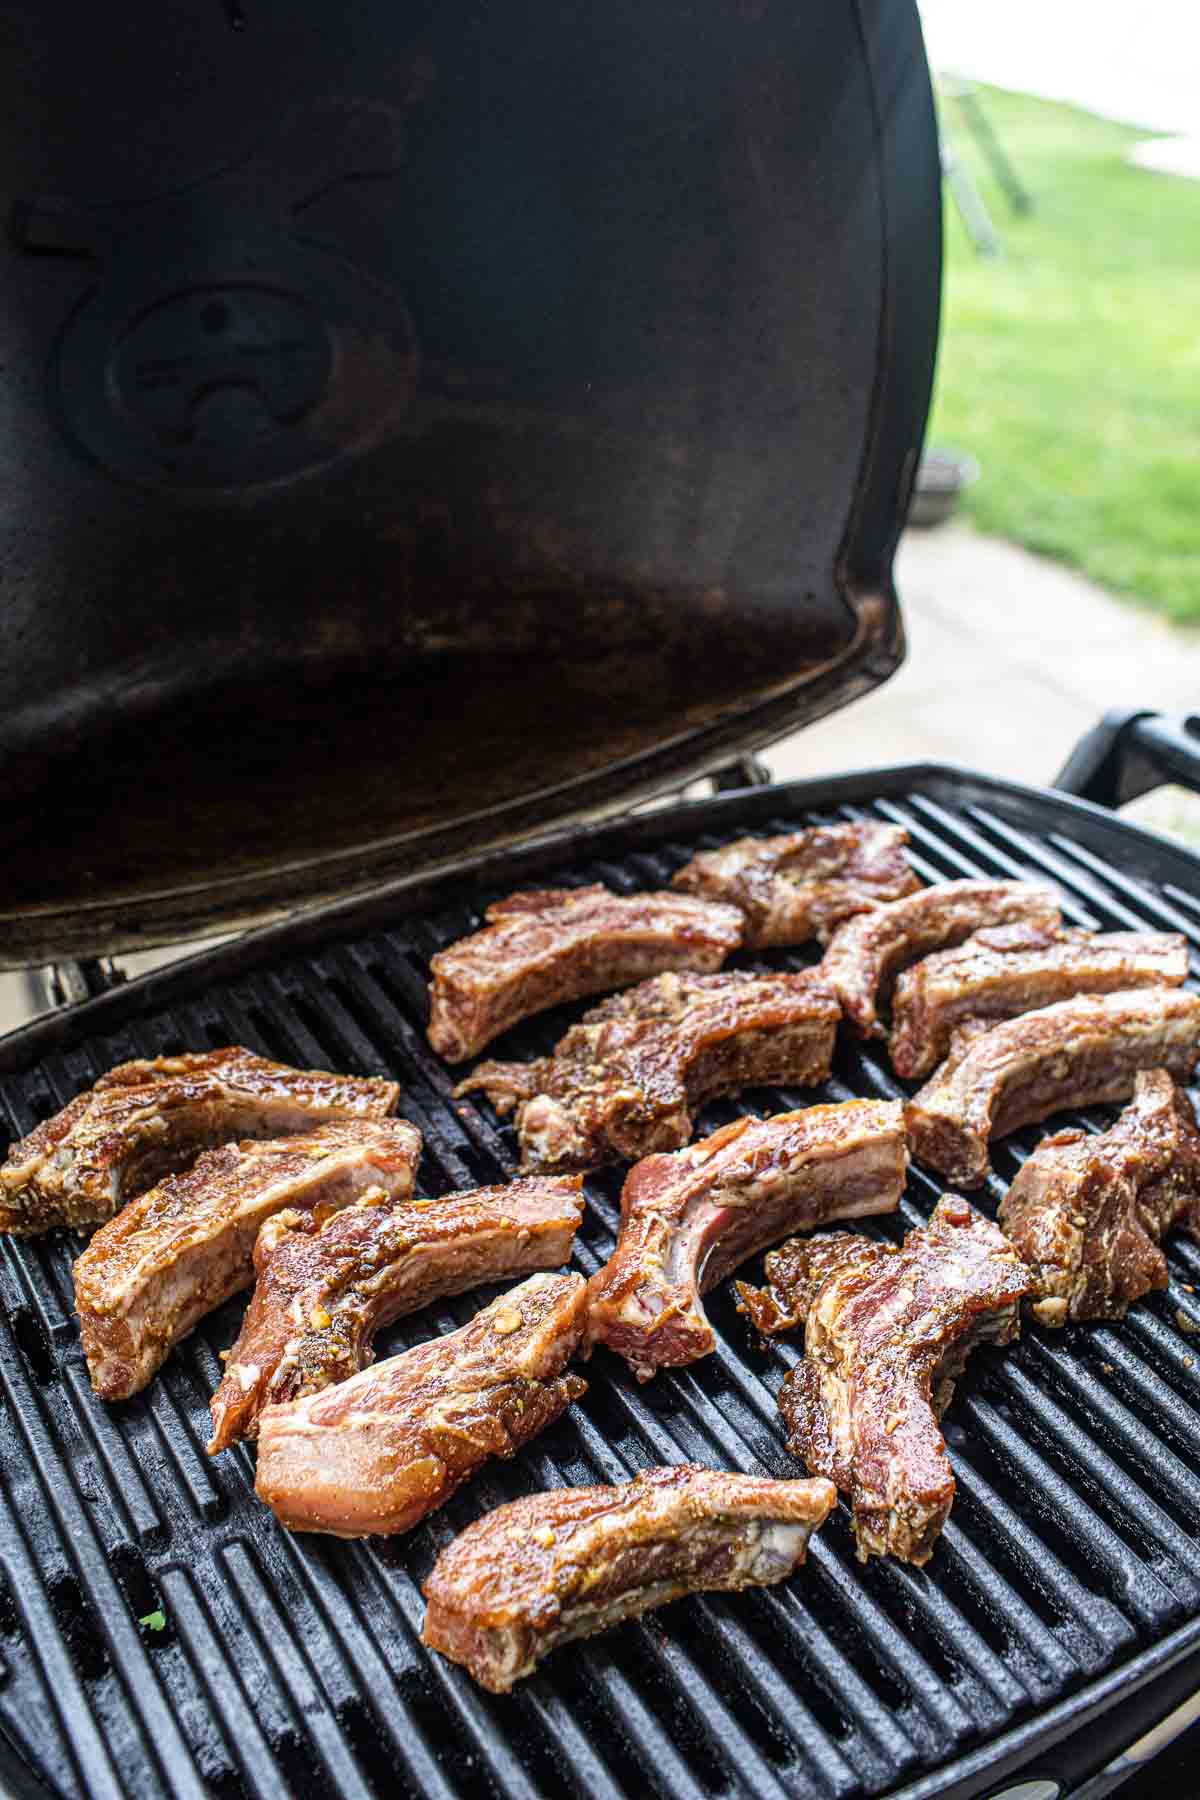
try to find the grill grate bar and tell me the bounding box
[528,1399,856,1799]
[156,1564,298,1800]
[1017,1334,1200,1521]
[0,1314,208,1800]
[959,1390,1179,1631]
[985,1359,1200,1605]
[0,1499,124,1800]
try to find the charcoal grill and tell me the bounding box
[5,0,1199,1794]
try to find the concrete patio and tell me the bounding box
[770,522,1200,795]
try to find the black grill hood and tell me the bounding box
[0,0,940,964]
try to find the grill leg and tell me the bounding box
[42,958,128,1010]
[709,756,772,793]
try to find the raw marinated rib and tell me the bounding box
[906,988,1200,1189]
[457,969,840,1173]
[0,1048,399,1236]
[588,1101,907,1380]
[821,880,1062,1039]
[421,1464,837,1692]
[890,923,1187,1078]
[776,1196,1030,1564]
[670,822,918,948]
[208,1175,584,1451]
[426,885,743,1062]
[999,1070,1200,1326]
[255,1272,588,1537]
[75,1118,421,1402]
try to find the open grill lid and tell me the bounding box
[0,0,939,965]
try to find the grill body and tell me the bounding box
[3,765,1200,1800]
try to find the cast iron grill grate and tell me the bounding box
[3,771,1200,1800]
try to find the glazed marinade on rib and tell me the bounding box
[670,821,918,948]
[770,1196,1031,1565]
[457,968,839,1171]
[426,884,743,1061]
[588,1100,908,1380]
[422,1465,837,1691]
[0,1047,400,1235]
[906,988,1200,1188]
[999,1069,1200,1325]
[75,1117,422,1401]
[821,880,1062,1039]
[209,1174,584,1451]
[254,1272,589,1538]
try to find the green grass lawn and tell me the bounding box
[930,86,1200,623]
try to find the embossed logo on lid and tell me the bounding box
[17,97,424,492]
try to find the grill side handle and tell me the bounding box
[1055,710,1200,810]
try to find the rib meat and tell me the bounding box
[456,969,840,1172]
[426,885,743,1062]
[74,1118,422,1401]
[890,923,1187,1078]
[670,822,918,948]
[775,1196,1030,1564]
[587,1101,908,1379]
[821,880,1062,1038]
[208,1175,584,1451]
[254,1272,589,1537]
[999,1070,1200,1325]
[0,1047,399,1236]
[421,1464,837,1692]
[906,988,1200,1188]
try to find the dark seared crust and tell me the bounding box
[777,1197,1030,1564]
[456,969,840,1173]
[999,1070,1200,1325]
[208,1175,584,1451]
[890,925,1187,1078]
[588,1101,907,1379]
[0,1048,399,1236]
[906,989,1200,1188]
[426,885,743,1062]
[254,1273,589,1537]
[736,1232,884,1336]
[421,1464,837,1691]
[821,881,1062,1039]
[74,1118,422,1401]
[670,824,918,948]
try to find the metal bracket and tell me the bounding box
[43,958,128,1011]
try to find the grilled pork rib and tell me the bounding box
[426,885,743,1062]
[999,1070,1200,1325]
[906,989,1200,1189]
[588,1102,907,1380]
[890,924,1187,1079]
[821,881,1061,1039]
[421,1465,837,1692]
[457,969,840,1172]
[0,1048,399,1236]
[255,1272,589,1537]
[208,1175,584,1451]
[74,1118,422,1401]
[670,823,918,948]
[775,1196,1030,1564]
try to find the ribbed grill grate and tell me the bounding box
[3,773,1200,1800]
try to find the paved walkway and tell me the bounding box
[769,523,1200,793]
